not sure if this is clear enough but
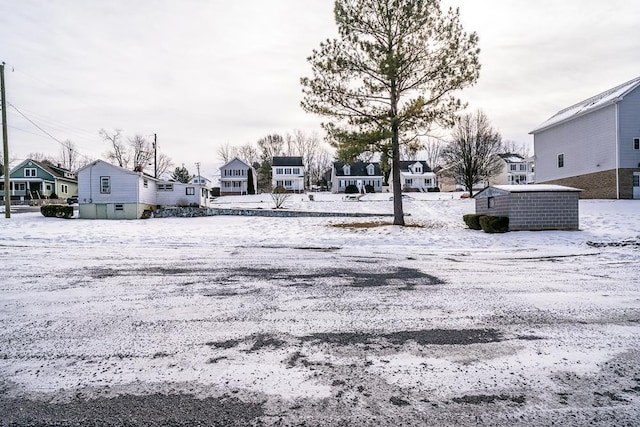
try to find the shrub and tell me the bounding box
[40,205,74,219]
[345,184,359,194]
[364,184,375,193]
[463,214,484,230]
[50,192,58,199]
[479,215,509,233]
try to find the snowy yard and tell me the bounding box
[1,193,639,425]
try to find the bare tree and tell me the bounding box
[308,147,333,188]
[27,152,56,164]
[257,134,285,160]
[441,110,504,197]
[422,137,444,170]
[155,152,174,179]
[100,129,129,168]
[236,143,259,166]
[217,142,237,164]
[129,135,153,170]
[502,139,532,157]
[59,140,79,171]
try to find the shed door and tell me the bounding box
[633,173,640,199]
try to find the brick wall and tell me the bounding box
[619,168,640,199]
[539,169,616,199]
[508,192,579,230]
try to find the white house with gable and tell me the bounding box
[78,160,209,219]
[219,157,257,195]
[395,161,437,192]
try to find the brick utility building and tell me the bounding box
[530,76,640,199]
[474,185,581,231]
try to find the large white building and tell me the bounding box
[530,76,640,199]
[272,156,305,193]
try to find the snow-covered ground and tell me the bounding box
[1,193,639,425]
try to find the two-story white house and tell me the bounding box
[272,156,305,193]
[219,157,257,196]
[329,161,384,193]
[530,76,640,199]
[77,160,209,219]
[489,154,535,186]
[396,161,437,192]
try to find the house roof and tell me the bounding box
[77,159,159,181]
[474,184,582,198]
[10,159,77,182]
[272,156,303,167]
[398,161,432,173]
[220,157,251,170]
[498,153,526,163]
[333,161,383,177]
[530,76,640,134]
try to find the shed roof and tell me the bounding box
[474,184,582,198]
[530,76,640,134]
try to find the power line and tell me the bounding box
[8,103,95,162]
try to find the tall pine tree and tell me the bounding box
[301,0,480,225]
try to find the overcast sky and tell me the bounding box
[1,0,639,177]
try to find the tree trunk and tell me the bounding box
[391,121,405,226]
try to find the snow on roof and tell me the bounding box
[530,76,640,134]
[494,184,582,193]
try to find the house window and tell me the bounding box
[510,164,517,171]
[488,197,495,208]
[292,168,300,175]
[343,165,351,175]
[115,204,124,211]
[100,176,111,194]
[61,184,68,193]
[276,168,284,174]
[17,183,26,191]
[285,180,292,187]
[405,178,413,185]
[634,138,639,150]
[46,184,52,191]
[284,168,292,174]
[24,168,37,177]
[186,187,195,195]
[557,153,564,168]
[633,175,640,187]
[143,179,148,188]
[367,165,374,175]
[520,164,527,171]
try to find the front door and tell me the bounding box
[633,173,640,199]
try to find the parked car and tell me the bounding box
[67,196,78,205]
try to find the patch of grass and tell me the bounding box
[331,221,426,229]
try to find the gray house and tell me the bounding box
[530,76,640,199]
[474,185,581,231]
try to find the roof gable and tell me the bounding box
[531,76,640,134]
[220,157,250,170]
[333,161,383,177]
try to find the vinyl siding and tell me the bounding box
[78,162,147,204]
[534,104,617,182]
[618,86,640,169]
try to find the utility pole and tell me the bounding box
[153,133,157,178]
[1,62,10,218]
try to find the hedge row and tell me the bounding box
[463,214,509,233]
[40,205,74,219]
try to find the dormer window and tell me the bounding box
[366,164,374,176]
[343,165,351,175]
[411,162,422,174]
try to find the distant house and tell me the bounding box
[474,185,581,231]
[272,156,305,193]
[329,161,384,193]
[395,161,437,192]
[77,160,209,219]
[489,154,535,186]
[530,76,640,199]
[219,157,257,196]
[190,175,213,189]
[0,159,77,203]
